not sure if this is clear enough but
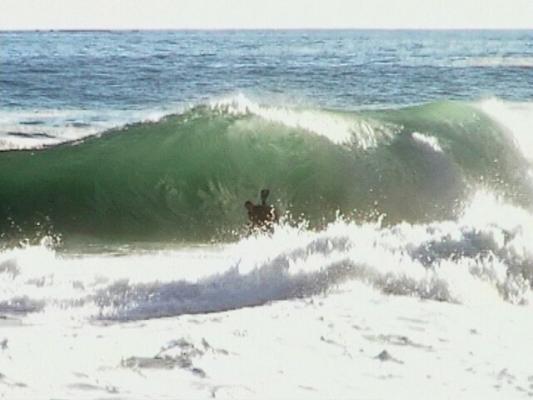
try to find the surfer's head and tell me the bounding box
[244,200,254,211]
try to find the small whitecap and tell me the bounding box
[411,132,443,153]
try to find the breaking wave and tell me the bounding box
[0,96,532,243]
[1,192,533,321]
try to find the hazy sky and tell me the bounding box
[1,0,532,30]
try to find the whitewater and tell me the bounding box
[2,30,533,399]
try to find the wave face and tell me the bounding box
[0,98,531,243]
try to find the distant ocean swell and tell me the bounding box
[0,97,531,243]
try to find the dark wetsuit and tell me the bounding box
[245,189,278,230]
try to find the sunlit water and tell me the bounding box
[1,30,533,398]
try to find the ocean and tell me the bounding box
[1,30,533,398]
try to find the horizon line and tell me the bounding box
[2,27,533,32]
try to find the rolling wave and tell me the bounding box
[0,97,531,243]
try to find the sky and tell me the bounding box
[1,0,532,30]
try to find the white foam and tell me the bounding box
[460,56,533,68]
[475,98,533,161]
[411,132,443,153]
[1,190,533,324]
[2,192,533,398]
[209,93,397,148]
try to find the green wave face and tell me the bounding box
[0,102,530,243]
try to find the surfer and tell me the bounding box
[244,189,278,231]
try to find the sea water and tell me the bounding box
[1,30,533,399]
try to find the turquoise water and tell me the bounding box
[0,101,530,243]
